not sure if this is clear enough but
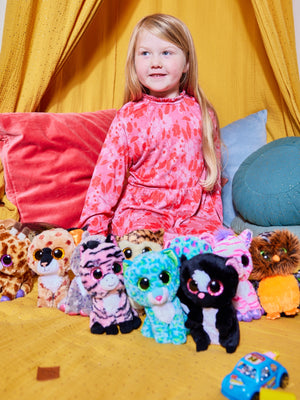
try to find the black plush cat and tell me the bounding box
[179,253,240,353]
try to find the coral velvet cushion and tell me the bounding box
[0,110,116,228]
[232,137,300,226]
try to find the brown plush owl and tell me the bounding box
[249,230,300,320]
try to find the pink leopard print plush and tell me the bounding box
[79,233,141,335]
[213,229,263,322]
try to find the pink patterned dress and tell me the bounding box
[80,93,223,244]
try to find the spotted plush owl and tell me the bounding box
[249,230,300,320]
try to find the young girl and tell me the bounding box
[80,13,223,245]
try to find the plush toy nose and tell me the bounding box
[155,295,163,302]
[272,254,280,262]
[40,248,53,267]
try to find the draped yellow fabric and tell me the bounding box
[251,0,300,137]
[0,0,103,112]
[40,0,300,141]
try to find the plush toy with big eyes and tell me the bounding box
[213,229,263,322]
[249,230,300,320]
[28,228,76,308]
[79,233,141,335]
[179,252,240,353]
[0,223,33,301]
[123,249,187,345]
[117,229,164,260]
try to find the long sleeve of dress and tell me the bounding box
[79,113,129,235]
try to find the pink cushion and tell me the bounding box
[0,110,116,228]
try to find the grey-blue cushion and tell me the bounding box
[220,110,267,227]
[232,137,300,226]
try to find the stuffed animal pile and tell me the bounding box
[2,216,299,353]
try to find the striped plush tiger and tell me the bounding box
[79,233,141,335]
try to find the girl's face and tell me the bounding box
[134,29,188,98]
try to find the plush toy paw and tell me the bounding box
[105,325,119,335]
[237,309,263,322]
[119,316,142,334]
[16,289,25,298]
[90,322,105,334]
[0,295,11,302]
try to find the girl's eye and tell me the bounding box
[187,278,198,294]
[159,270,170,284]
[1,254,13,267]
[112,262,122,274]
[141,51,149,56]
[52,248,65,260]
[92,268,102,280]
[123,248,132,259]
[33,249,43,261]
[138,277,150,291]
[162,50,171,55]
[260,250,270,260]
[207,280,224,296]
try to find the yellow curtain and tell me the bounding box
[0,0,103,112]
[251,0,300,136]
[40,0,300,141]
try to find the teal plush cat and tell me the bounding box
[123,249,187,345]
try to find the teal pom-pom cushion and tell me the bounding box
[220,110,267,227]
[232,137,300,226]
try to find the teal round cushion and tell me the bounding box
[232,137,300,226]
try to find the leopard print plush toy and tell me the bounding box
[124,249,187,344]
[0,223,34,301]
[28,228,76,308]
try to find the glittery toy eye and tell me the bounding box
[1,254,13,267]
[142,246,152,253]
[112,262,122,274]
[159,270,171,284]
[279,248,287,254]
[260,250,270,260]
[33,249,43,261]
[52,248,65,260]
[187,278,198,294]
[241,255,249,267]
[92,268,102,280]
[123,247,132,259]
[138,277,150,291]
[207,280,223,296]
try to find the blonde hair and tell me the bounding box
[124,14,220,191]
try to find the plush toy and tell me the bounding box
[117,228,165,315]
[124,249,187,345]
[168,234,214,259]
[179,253,240,352]
[117,228,164,260]
[249,230,300,320]
[59,230,94,316]
[0,222,34,301]
[79,232,141,335]
[213,229,263,322]
[28,228,76,308]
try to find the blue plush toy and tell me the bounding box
[169,234,214,260]
[123,249,187,345]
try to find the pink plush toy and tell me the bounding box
[213,229,263,322]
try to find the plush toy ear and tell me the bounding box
[162,248,179,266]
[123,259,133,272]
[199,232,216,248]
[239,229,253,248]
[106,233,117,245]
[180,254,188,263]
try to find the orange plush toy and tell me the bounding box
[249,230,300,320]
